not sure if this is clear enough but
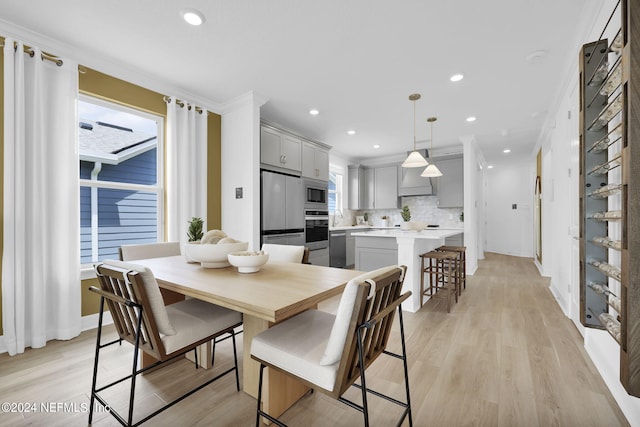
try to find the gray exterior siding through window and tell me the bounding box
[79,120,159,263]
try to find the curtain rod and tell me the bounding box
[0,37,63,67]
[163,95,204,114]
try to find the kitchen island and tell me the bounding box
[352,228,463,312]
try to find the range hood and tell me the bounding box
[398,149,436,196]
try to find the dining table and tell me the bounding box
[134,255,363,421]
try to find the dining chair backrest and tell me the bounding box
[94,260,170,360]
[330,265,408,398]
[120,242,181,261]
[261,244,306,263]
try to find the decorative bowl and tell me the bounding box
[184,241,249,268]
[228,251,269,273]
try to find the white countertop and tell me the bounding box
[330,225,463,232]
[351,228,462,239]
[330,225,382,231]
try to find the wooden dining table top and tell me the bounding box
[134,256,363,323]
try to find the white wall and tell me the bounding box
[538,1,640,422]
[461,136,484,274]
[221,92,266,250]
[485,160,535,258]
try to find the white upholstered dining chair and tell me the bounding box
[260,243,308,263]
[89,260,243,427]
[119,241,181,261]
[250,265,413,427]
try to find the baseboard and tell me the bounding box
[585,329,640,426]
[0,336,5,354]
[548,281,570,317]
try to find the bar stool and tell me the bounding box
[436,245,467,297]
[419,250,460,313]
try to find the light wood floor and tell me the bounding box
[0,253,630,426]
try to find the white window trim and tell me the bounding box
[79,95,165,276]
[329,165,344,213]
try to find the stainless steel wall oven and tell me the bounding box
[304,209,329,250]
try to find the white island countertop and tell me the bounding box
[351,228,462,239]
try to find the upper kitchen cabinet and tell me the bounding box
[348,165,363,209]
[348,164,398,210]
[260,125,302,173]
[374,165,399,209]
[434,156,463,208]
[302,140,329,181]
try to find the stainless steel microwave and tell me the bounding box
[304,179,328,206]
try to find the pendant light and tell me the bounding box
[421,117,443,177]
[401,94,429,168]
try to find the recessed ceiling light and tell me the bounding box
[309,109,319,116]
[466,116,476,122]
[181,9,205,26]
[450,73,464,82]
[487,165,494,169]
[503,149,511,153]
[373,144,380,149]
[347,130,356,135]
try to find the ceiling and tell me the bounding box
[0,0,603,165]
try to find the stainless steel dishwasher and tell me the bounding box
[329,231,346,268]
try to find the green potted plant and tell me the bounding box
[400,206,412,230]
[185,217,204,262]
[187,217,204,242]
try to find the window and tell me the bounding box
[79,96,164,264]
[328,170,343,214]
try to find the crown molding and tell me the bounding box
[0,18,232,114]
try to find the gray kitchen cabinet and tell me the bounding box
[374,166,399,209]
[348,165,363,210]
[302,141,329,181]
[355,236,398,271]
[347,164,398,210]
[435,156,463,208]
[260,125,302,172]
[362,167,375,209]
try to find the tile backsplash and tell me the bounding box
[333,196,464,228]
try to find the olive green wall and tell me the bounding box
[0,63,222,323]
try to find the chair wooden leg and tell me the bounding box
[419,255,425,307]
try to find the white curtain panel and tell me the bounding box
[166,98,208,246]
[2,39,81,355]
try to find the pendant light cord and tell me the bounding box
[413,98,417,150]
